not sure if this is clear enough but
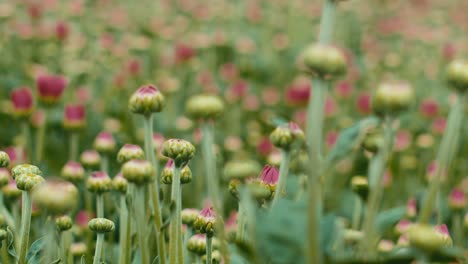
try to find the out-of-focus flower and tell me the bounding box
[194,207,216,236]
[64,104,86,131]
[225,81,248,103]
[93,132,116,154]
[11,88,34,118]
[55,21,70,41]
[356,92,372,114]
[431,117,446,135]
[256,137,273,157]
[36,74,67,105]
[372,81,414,116]
[285,81,310,107]
[186,94,224,121]
[175,43,196,63]
[86,171,112,193]
[129,85,165,115]
[33,179,79,215]
[334,81,353,99]
[448,188,465,210]
[419,98,439,118]
[394,130,412,152]
[219,63,238,82]
[61,161,85,184]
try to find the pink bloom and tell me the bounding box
[243,95,259,111]
[334,81,353,99]
[395,219,412,235]
[199,207,216,222]
[261,88,280,106]
[285,82,310,106]
[127,58,141,76]
[226,80,248,103]
[76,210,93,228]
[260,165,279,185]
[175,43,196,63]
[257,138,273,156]
[36,74,67,103]
[406,198,417,218]
[219,63,238,82]
[11,88,34,115]
[419,98,439,118]
[325,131,339,149]
[165,159,175,169]
[435,224,450,238]
[64,104,86,129]
[394,130,412,152]
[431,118,446,135]
[55,21,70,41]
[356,93,371,114]
[448,188,465,209]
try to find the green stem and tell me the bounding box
[34,109,47,164]
[272,150,291,206]
[206,235,212,264]
[118,194,131,264]
[1,242,9,264]
[201,122,229,263]
[93,234,104,264]
[452,212,463,247]
[100,155,109,174]
[18,191,32,264]
[169,166,182,264]
[419,94,465,224]
[69,132,79,161]
[0,194,15,229]
[236,203,246,241]
[135,184,150,264]
[352,195,362,230]
[60,231,72,264]
[96,194,104,218]
[318,0,337,44]
[143,114,166,264]
[21,121,32,163]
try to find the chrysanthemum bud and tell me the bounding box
[187,234,207,255]
[55,215,73,231]
[160,159,192,184]
[246,179,272,202]
[0,229,7,241]
[70,242,87,257]
[129,85,165,115]
[302,44,347,79]
[448,188,465,211]
[11,164,42,180]
[80,150,101,170]
[112,172,127,193]
[121,159,154,185]
[117,144,144,164]
[33,180,79,215]
[63,104,86,131]
[362,130,384,153]
[161,139,195,167]
[395,220,412,236]
[88,218,115,233]
[269,122,304,150]
[202,250,221,264]
[185,94,224,120]
[372,81,414,116]
[11,88,34,118]
[0,151,10,168]
[377,240,394,253]
[350,176,368,200]
[445,59,468,93]
[15,173,44,191]
[2,179,22,199]
[181,208,200,227]
[343,229,364,244]
[0,168,10,188]
[93,132,116,154]
[86,171,112,193]
[259,165,279,194]
[61,161,85,183]
[194,207,216,236]
[224,159,260,180]
[36,74,67,105]
[406,224,452,251]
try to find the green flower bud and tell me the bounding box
[246,179,272,202]
[372,81,414,116]
[302,44,347,79]
[33,180,79,215]
[129,85,165,115]
[269,122,303,150]
[181,208,200,227]
[445,59,468,93]
[61,161,85,184]
[0,151,10,168]
[406,224,452,252]
[0,168,11,188]
[88,218,115,233]
[0,229,7,241]
[80,150,101,170]
[11,164,42,180]
[55,215,73,231]
[361,129,384,153]
[93,132,116,154]
[161,139,195,167]
[2,179,22,199]
[187,234,207,255]
[194,207,216,237]
[86,171,112,193]
[122,159,154,185]
[15,173,44,191]
[202,250,221,264]
[160,159,192,184]
[228,179,240,199]
[71,242,87,257]
[185,94,224,120]
[117,144,145,164]
[224,159,261,180]
[112,173,128,193]
[350,176,368,201]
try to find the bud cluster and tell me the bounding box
[161,139,195,167]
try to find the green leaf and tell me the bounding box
[7,226,18,261]
[160,200,176,232]
[432,246,465,262]
[26,236,46,263]
[81,255,86,264]
[374,206,406,235]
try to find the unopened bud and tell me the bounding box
[55,215,73,231]
[406,224,452,251]
[202,250,221,264]
[445,59,468,93]
[377,240,394,253]
[15,173,44,191]
[372,81,414,116]
[117,144,144,164]
[350,176,369,200]
[185,94,224,120]
[63,104,86,131]
[122,159,154,185]
[194,207,216,236]
[70,242,87,256]
[80,150,101,170]
[161,139,195,167]
[11,164,41,180]
[269,122,304,150]
[224,159,261,180]
[112,172,127,193]
[33,180,79,215]
[61,161,85,183]
[86,171,112,193]
[36,74,67,105]
[187,234,207,255]
[448,188,465,211]
[129,85,165,115]
[93,132,116,154]
[11,88,34,118]
[0,151,10,168]
[361,130,384,153]
[302,44,347,79]
[161,159,192,184]
[88,218,115,233]
[181,208,200,227]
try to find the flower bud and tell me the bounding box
[372,81,414,116]
[80,150,101,170]
[11,88,34,118]
[202,250,221,264]
[71,242,87,257]
[406,224,452,251]
[160,159,192,184]
[246,179,272,202]
[224,159,261,180]
[259,165,279,194]
[445,59,468,93]
[86,171,112,193]
[269,122,304,150]
[361,130,384,153]
[55,215,73,231]
[15,173,44,191]
[129,85,165,115]
[61,161,85,183]
[93,132,116,154]
[394,220,412,236]
[122,159,154,185]
[185,94,224,120]
[194,207,216,236]
[0,151,10,168]
[377,240,394,253]
[88,218,115,233]
[350,176,368,200]
[448,188,465,211]
[36,74,67,105]
[0,168,10,188]
[2,179,22,199]
[33,180,79,215]
[117,144,145,164]
[181,208,200,227]
[406,198,417,219]
[187,234,207,255]
[63,104,86,131]
[161,139,195,167]
[11,164,42,180]
[112,172,127,193]
[302,44,347,79]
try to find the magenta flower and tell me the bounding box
[36,74,67,104]
[356,93,371,114]
[55,21,70,41]
[4,147,27,166]
[175,43,196,63]
[419,98,439,118]
[448,188,465,210]
[285,82,311,106]
[11,87,34,117]
[127,58,141,76]
[75,210,94,229]
[394,130,412,152]
[226,80,248,103]
[260,165,279,185]
[256,138,273,157]
[165,159,175,169]
[64,104,86,130]
[334,81,353,99]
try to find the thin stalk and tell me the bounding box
[135,184,150,264]
[96,194,104,218]
[21,121,32,163]
[318,0,337,45]
[118,194,131,264]
[201,123,229,263]
[452,212,463,247]
[100,155,109,174]
[143,114,166,264]
[236,203,246,241]
[351,195,362,230]
[272,150,291,206]
[206,235,213,264]
[18,191,32,264]
[60,231,72,264]
[69,132,79,161]
[419,94,465,224]
[169,166,182,264]
[183,228,193,264]
[0,194,15,229]
[93,234,104,264]
[34,109,47,164]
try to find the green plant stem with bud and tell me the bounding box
[206,235,213,264]
[201,122,229,263]
[18,191,32,264]
[419,93,465,224]
[93,233,104,264]
[169,166,182,264]
[359,117,394,258]
[69,132,79,161]
[143,114,166,264]
[272,150,291,206]
[134,184,150,264]
[96,194,104,218]
[118,192,131,264]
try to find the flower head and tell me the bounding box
[93,132,116,154]
[448,188,465,210]
[86,171,112,193]
[117,144,145,164]
[80,150,101,170]
[161,139,195,167]
[0,151,10,168]
[194,207,216,236]
[122,159,154,185]
[129,85,165,115]
[63,104,86,131]
[11,88,34,117]
[33,179,79,215]
[61,161,85,183]
[36,74,67,105]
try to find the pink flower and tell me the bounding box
[219,63,238,82]
[260,165,279,185]
[406,198,417,218]
[334,81,353,99]
[11,88,34,116]
[199,207,216,222]
[431,118,446,135]
[4,147,27,166]
[55,21,70,41]
[175,43,196,63]
[395,219,412,235]
[36,74,67,104]
[419,98,439,118]
[127,58,141,76]
[76,210,93,228]
[356,93,371,114]
[394,130,412,152]
[285,82,310,106]
[448,188,465,209]
[226,80,248,103]
[325,131,339,149]
[64,104,86,130]
[257,138,273,157]
[165,159,175,169]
